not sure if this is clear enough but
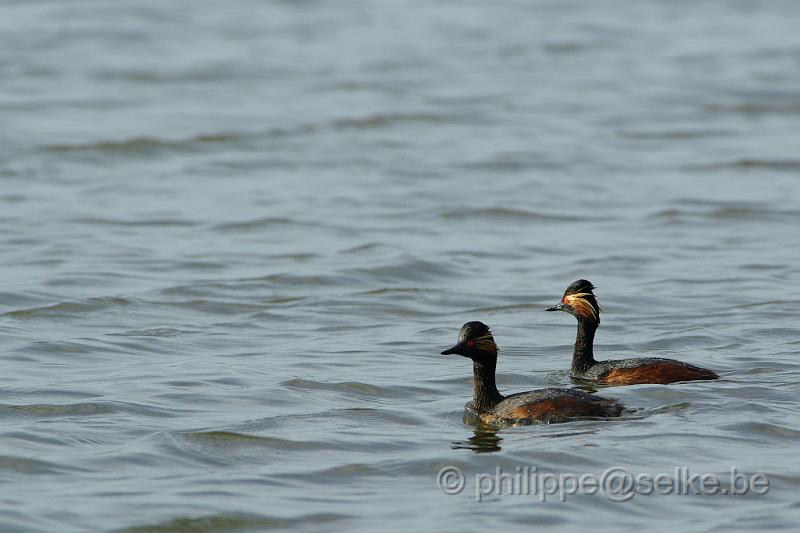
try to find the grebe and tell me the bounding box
[441,321,622,424]
[546,279,719,385]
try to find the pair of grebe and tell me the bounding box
[442,279,718,424]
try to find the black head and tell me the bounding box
[545,279,601,324]
[441,321,498,359]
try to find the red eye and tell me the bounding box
[466,340,475,347]
[562,296,570,304]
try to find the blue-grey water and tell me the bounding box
[2,1,800,531]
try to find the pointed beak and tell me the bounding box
[441,344,461,355]
[545,303,563,312]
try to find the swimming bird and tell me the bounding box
[546,279,719,385]
[441,321,623,424]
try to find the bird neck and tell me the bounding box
[472,356,504,412]
[572,318,598,374]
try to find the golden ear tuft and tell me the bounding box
[564,293,600,321]
[472,332,498,352]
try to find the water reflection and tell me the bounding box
[570,381,600,393]
[451,426,502,453]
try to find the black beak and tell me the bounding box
[441,344,461,355]
[545,303,563,312]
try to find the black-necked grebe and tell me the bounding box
[546,279,719,385]
[441,321,622,424]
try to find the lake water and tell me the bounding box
[2,1,800,531]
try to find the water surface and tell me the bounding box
[2,1,800,531]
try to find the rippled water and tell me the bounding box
[2,1,800,531]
